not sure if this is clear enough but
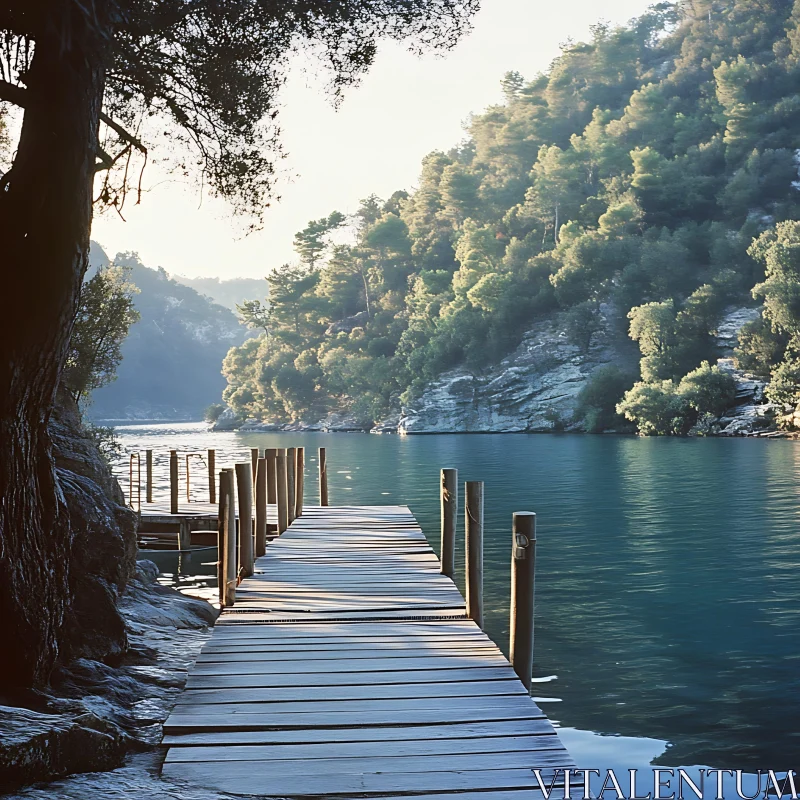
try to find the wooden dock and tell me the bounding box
[161,504,576,798]
[136,501,278,550]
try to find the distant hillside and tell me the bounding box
[173,274,267,310]
[87,244,248,420]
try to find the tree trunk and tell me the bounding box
[0,18,107,687]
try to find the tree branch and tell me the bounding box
[0,78,27,107]
[98,112,147,154]
[0,79,147,155]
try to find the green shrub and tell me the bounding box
[83,423,122,466]
[766,353,800,407]
[677,361,737,417]
[618,361,737,435]
[204,403,227,423]
[734,316,787,376]
[575,364,636,432]
[616,380,691,435]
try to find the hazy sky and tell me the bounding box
[92,0,652,280]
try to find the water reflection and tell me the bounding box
[115,424,800,771]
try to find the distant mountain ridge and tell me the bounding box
[172,275,267,311]
[87,242,248,420]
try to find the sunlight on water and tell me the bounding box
[114,423,800,778]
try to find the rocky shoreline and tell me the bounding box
[211,307,792,439]
[0,388,218,796]
[0,560,216,794]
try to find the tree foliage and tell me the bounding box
[63,265,140,404]
[1,0,480,225]
[222,1,800,428]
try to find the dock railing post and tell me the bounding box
[217,470,229,606]
[266,448,277,529]
[170,450,179,514]
[255,456,267,557]
[276,449,288,534]
[208,449,216,504]
[465,481,484,628]
[146,449,153,504]
[510,511,536,692]
[295,447,304,518]
[440,468,457,579]
[319,447,328,506]
[236,462,254,578]
[286,447,296,525]
[250,448,259,480]
[224,467,237,606]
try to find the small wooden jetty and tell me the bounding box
[160,497,577,797]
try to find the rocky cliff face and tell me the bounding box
[2,396,216,790]
[398,305,638,434]
[49,390,138,664]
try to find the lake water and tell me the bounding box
[113,422,800,791]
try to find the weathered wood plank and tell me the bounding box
[165,704,547,733]
[185,666,517,690]
[175,679,527,705]
[162,503,572,797]
[189,653,510,675]
[163,718,558,747]
[159,764,576,797]
[163,748,570,773]
[168,694,544,718]
[164,733,567,763]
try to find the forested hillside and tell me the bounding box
[87,246,247,420]
[222,0,800,433]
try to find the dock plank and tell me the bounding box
[162,504,573,797]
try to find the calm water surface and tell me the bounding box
[113,423,800,787]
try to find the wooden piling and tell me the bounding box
[146,450,153,504]
[250,448,259,480]
[170,450,179,514]
[440,468,457,579]
[217,470,230,606]
[208,449,216,504]
[510,511,536,691]
[276,449,289,534]
[236,462,254,578]
[287,447,296,525]
[178,519,192,551]
[465,481,484,629]
[224,467,237,606]
[295,447,305,518]
[185,454,191,502]
[319,447,328,506]
[266,448,277,530]
[255,456,267,557]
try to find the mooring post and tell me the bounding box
[170,450,179,514]
[440,468,457,579]
[266,448,277,529]
[510,511,536,691]
[217,470,229,606]
[255,456,267,557]
[178,519,192,551]
[286,447,296,525]
[319,447,328,506]
[146,449,153,504]
[250,448,259,480]
[185,454,191,502]
[465,481,484,628]
[295,447,305,518]
[235,462,254,578]
[208,449,216,504]
[224,467,238,606]
[276,448,289,534]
